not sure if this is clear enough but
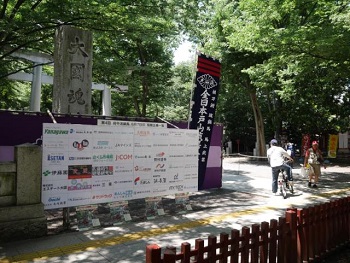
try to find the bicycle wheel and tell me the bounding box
[279,181,287,199]
[289,183,294,194]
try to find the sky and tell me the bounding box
[173,40,196,65]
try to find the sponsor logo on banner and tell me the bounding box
[42,183,67,192]
[92,180,113,188]
[69,156,92,161]
[154,163,166,172]
[134,165,152,172]
[72,139,89,151]
[44,129,69,135]
[44,196,66,208]
[115,143,132,149]
[68,165,92,179]
[169,164,184,169]
[95,130,114,134]
[113,179,133,184]
[93,140,113,150]
[92,154,113,162]
[136,130,151,136]
[134,142,152,148]
[139,179,151,185]
[153,177,167,183]
[97,141,109,146]
[43,141,67,149]
[92,166,113,176]
[47,155,65,161]
[114,190,133,199]
[153,143,168,147]
[168,154,184,158]
[154,157,167,162]
[47,154,65,165]
[134,154,152,159]
[68,179,92,191]
[69,128,92,134]
[185,164,197,169]
[42,169,68,178]
[115,154,133,161]
[133,190,151,195]
[133,176,151,185]
[92,193,113,200]
[156,152,165,157]
[169,185,184,191]
[169,173,180,183]
[48,197,60,202]
[68,196,91,202]
[153,188,167,194]
[114,166,133,173]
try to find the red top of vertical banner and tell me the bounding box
[197,54,221,78]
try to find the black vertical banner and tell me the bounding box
[189,53,221,190]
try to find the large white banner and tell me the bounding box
[41,123,198,209]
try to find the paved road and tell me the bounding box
[0,157,349,263]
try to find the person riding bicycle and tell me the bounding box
[267,139,294,195]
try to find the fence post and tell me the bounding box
[163,246,176,263]
[297,208,308,263]
[286,209,298,263]
[195,239,205,262]
[277,217,290,262]
[346,197,350,244]
[314,204,321,260]
[146,244,162,263]
[181,242,191,263]
[208,235,217,262]
[339,198,348,245]
[318,203,326,258]
[330,200,338,250]
[260,222,269,263]
[219,232,229,263]
[251,224,260,263]
[241,226,250,263]
[230,229,240,262]
[269,219,278,263]
[324,202,331,253]
[309,206,315,261]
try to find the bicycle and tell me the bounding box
[278,163,294,199]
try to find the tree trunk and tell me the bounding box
[249,89,266,156]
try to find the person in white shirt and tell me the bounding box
[267,139,294,194]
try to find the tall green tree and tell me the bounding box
[0,0,202,116]
[221,0,350,134]
[191,0,350,154]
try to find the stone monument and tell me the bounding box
[53,25,93,114]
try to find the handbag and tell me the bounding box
[300,165,310,178]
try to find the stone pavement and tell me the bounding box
[0,156,349,263]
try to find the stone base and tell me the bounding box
[0,203,47,243]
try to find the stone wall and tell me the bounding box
[0,144,47,242]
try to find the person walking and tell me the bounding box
[267,139,294,195]
[304,140,325,188]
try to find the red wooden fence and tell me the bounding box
[146,196,350,263]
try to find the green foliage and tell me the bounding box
[205,0,350,146]
[0,0,192,117]
[1,0,350,148]
[159,61,194,121]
